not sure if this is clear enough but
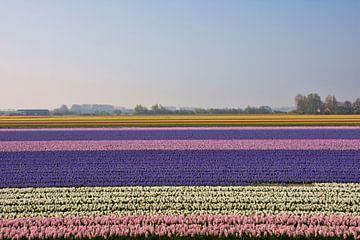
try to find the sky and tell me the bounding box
[0,0,359,109]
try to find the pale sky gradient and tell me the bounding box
[0,0,359,109]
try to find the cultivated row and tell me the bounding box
[1,215,360,239]
[1,150,359,188]
[2,115,360,128]
[1,139,360,152]
[1,184,359,218]
[1,127,360,141]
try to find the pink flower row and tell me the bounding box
[1,215,360,239]
[1,139,360,152]
[1,126,360,131]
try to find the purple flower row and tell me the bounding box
[1,127,360,141]
[0,150,359,188]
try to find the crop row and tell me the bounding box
[1,215,360,239]
[1,184,359,218]
[1,150,359,188]
[1,139,360,152]
[2,115,360,128]
[2,126,360,131]
[1,127,360,141]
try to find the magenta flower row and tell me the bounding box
[1,126,360,132]
[1,139,360,152]
[1,215,360,239]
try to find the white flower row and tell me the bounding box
[1,183,359,218]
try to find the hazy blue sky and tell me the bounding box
[0,0,359,109]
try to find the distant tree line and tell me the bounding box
[295,93,360,114]
[53,104,122,116]
[52,104,275,115]
[50,94,360,116]
[133,104,273,115]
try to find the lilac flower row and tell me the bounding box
[1,127,360,141]
[1,215,360,239]
[1,139,360,152]
[1,150,359,187]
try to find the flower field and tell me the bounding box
[1,115,360,128]
[1,124,360,239]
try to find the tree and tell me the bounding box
[53,104,70,115]
[258,106,273,114]
[295,93,323,114]
[244,106,257,114]
[151,104,160,113]
[295,94,306,114]
[324,95,337,114]
[353,98,360,114]
[194,108,208,114]
[150,104,171,114]
[305,93,322,114]
[134,104,148,114]
[335,101,353,114]
[344,101,353,114]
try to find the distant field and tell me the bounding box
[1,115,360,128]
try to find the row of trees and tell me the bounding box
[134,104,273,115]
[51,94,360,116]
[295,93,360,114]
[53,104,122,116]
[53,104,274,115]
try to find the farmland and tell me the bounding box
[1,115,360,128]
[0,116,360,239]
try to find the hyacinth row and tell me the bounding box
[1,126,360,131]
[1,115,360,128]
[1,184,359,218]
[1,150,360,188]
[1,127,360,141]
[1,215,360,240]
[1,139,360,152]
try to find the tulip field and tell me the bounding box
[0,116,360,239]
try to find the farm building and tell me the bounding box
[17,109,50,116]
